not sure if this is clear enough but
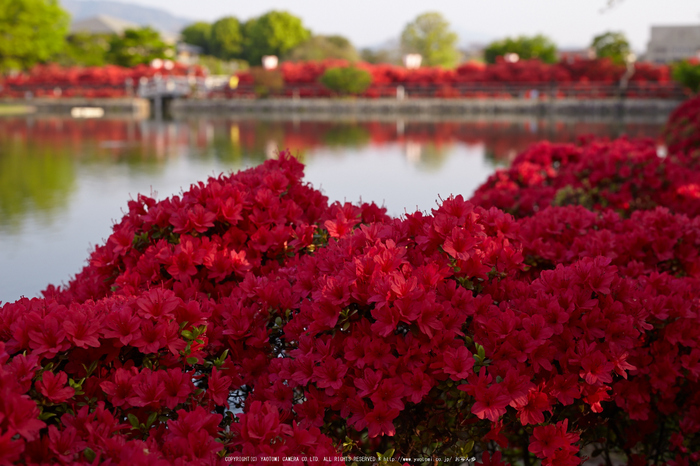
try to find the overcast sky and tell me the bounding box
[117,0,699,51]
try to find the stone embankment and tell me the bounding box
[0,98,149,118]
[172,97,681,122]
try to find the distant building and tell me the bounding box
[70,14,139,35]
[646,25,700,63]
[176,43,202,66]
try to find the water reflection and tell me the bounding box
[0,115,663,302]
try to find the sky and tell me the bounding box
[102,0,699,52]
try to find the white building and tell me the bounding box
[646,25,700,63]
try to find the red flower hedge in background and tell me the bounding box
[228,58,677,99]
[256,58,670,87]
[2,102,700,464]
[0,58,677,100]
[666,94,700,157]
[0,63,204,99]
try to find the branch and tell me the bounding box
[600,0,625,13]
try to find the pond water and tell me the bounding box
[0,115,664,303]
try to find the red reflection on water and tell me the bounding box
[0,117,663,163]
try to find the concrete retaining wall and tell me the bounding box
[172,97,682,121]
[1,98,150,118]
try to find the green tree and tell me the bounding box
[56,32,112,67]
[197,55,247,75]
[319,66,372,95]
[484,34,558,64]
[242,10,310,65]
[360,47,401,65]
[107,27,173,67]
[591,31,631,65]
[181,21,212,55]
[0,0,70,71]
[286,35,359,62]
[400,12,459,68]
[210,17,242,60]
[672,60,700,94]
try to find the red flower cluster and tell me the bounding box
[666,94,700,157]
[227,58,678,99]
[0,63,204,99]
[2,101,700,464]
[472,136,700,218]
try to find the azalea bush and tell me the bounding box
[2,102,700,464]
[319,66,373,95]
[472,136,700,218]
[666,94,700,158]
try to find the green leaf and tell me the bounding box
[181,330,194,340]
[146,411,158,428]
[84,447,96,462]
[463,440,474,454]
[82,359,99,377]
[127,413,140,429]
[38,411,56,420]
[186,357,199,365]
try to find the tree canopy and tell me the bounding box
[672,60,700,94]
[285,35,359,62]
[56,32,112,67]
[0,0,70,71]
[400,12,460,68]
[242,11,310,65]
[591,31,631,65]
[181,22,212,55]
[107,27,172,67]
[484,34,558,64]
[210,17,243,60]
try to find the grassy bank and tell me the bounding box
[0,104,36,115]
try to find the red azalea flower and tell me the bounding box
[161,368,194,410]
[207,367,232,407]
[439,346,475,381]
[529,424,566,458]
[477,451,507,466]
[38,371,75,404]
[63,309,101,349]
[471,381,510,422]
[0,429,24,465]
[401,370,434,404]
[369,378,405,411]
[515,389,550,425]
[364,402,399,438]
[314,357,348,394]
[579,351,614,385]
[100,367,139,407]
[102,305,141,346]
[27,315,70,358]
[131,319,165,354]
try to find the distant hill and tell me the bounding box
[61,0,195,35]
